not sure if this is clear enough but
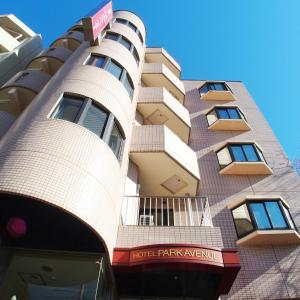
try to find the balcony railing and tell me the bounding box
[121,196,212,227]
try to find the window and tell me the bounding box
[104,32,140,65]
[231,144,260,162]
[86,55,105,68]
[207,106,246,126]
[51,95,125,160]
[115,18,144,44]
[199,82,230,94]
[106,60,123,80]
[119,36,131,50]
[85,54,135,99]
[231,199,296,239]
[109,123,123,158]
[105,32,119,41]
[217,143,266,169]
[216,107,241,119]
[123,73,134,98]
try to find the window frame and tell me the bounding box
[114,18,144,44]
[231,199,297,239]
[51,93,125,161]
[199,82,232,95]
[85,54,135,99]
[104,31,140,65]
[216,143,267,169]
[206,106,247,127]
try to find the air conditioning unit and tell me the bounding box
[139,215,154,226]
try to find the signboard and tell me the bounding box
[130,245,223,265]
[83,0,113,42]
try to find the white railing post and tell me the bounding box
[121,196,212,227]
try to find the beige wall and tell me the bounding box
[184,80,300,299]
[0,15,42,86]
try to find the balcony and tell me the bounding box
[51,31,84,52]
[229,196,300,246]
[207,106,251,131]
[142,63,185,104]
[130,125,200,196]
[121,196,212,227]
[145,47,181,78]
[26,46,72,75]
[216,142,273,175]
[199,82,236,102]
[0,70,50,116]
[137,87,191,143]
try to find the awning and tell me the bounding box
[113,244,240,300]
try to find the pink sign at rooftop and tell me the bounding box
[91,1,113,40]
[83,1,113,42]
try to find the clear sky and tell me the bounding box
[1,0,299,159]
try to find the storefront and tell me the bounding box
[0,194,116,300]
[113,244,240,300]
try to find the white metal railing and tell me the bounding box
[121,196,212,227]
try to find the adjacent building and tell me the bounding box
[0,14,42,86]
[0,3,299,300]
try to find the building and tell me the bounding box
[0,3,299,300]
[0,14,42,87]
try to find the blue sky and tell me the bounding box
[0,0,299,159]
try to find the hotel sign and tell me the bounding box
[83,0,113,42]
[130,246,223,265]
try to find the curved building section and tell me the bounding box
[0,69,50,116]
[108,22,144,59]
[27,46,73,75]
[51,30,85,51]
[113,10,146,44]
[0,10,146,262]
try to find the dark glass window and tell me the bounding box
[199,82,229,94]
[86,55,105,68]
[109,123,123,158]
[265,201,288,229]
[128,21,137,32]
[106,60,123,80]
[51,95,124,160]
[231,145,246,161]
[138,31,144,43]
[132,48,140,65]
[217,108,229,119]
[211,83,227,91]
[232,199,295,239]
[105,32,119,41]
[85,54,134,99]
[115,18,127,24]
[114,18,143,44]
[199,84,209,94]
[123,73,134,97]
[81,104,108,137]
[228,108,240,119]
[105,32,139,64]
[249,203,272,229]
[52,96,83,122]
[215,107,241,119]
[119,36,131,50]
[230,144,260,162]
[243,144,260,161]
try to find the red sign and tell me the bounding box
[130,246,223,265]
[83,1,113,42]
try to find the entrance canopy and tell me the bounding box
[113,244,240,300]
